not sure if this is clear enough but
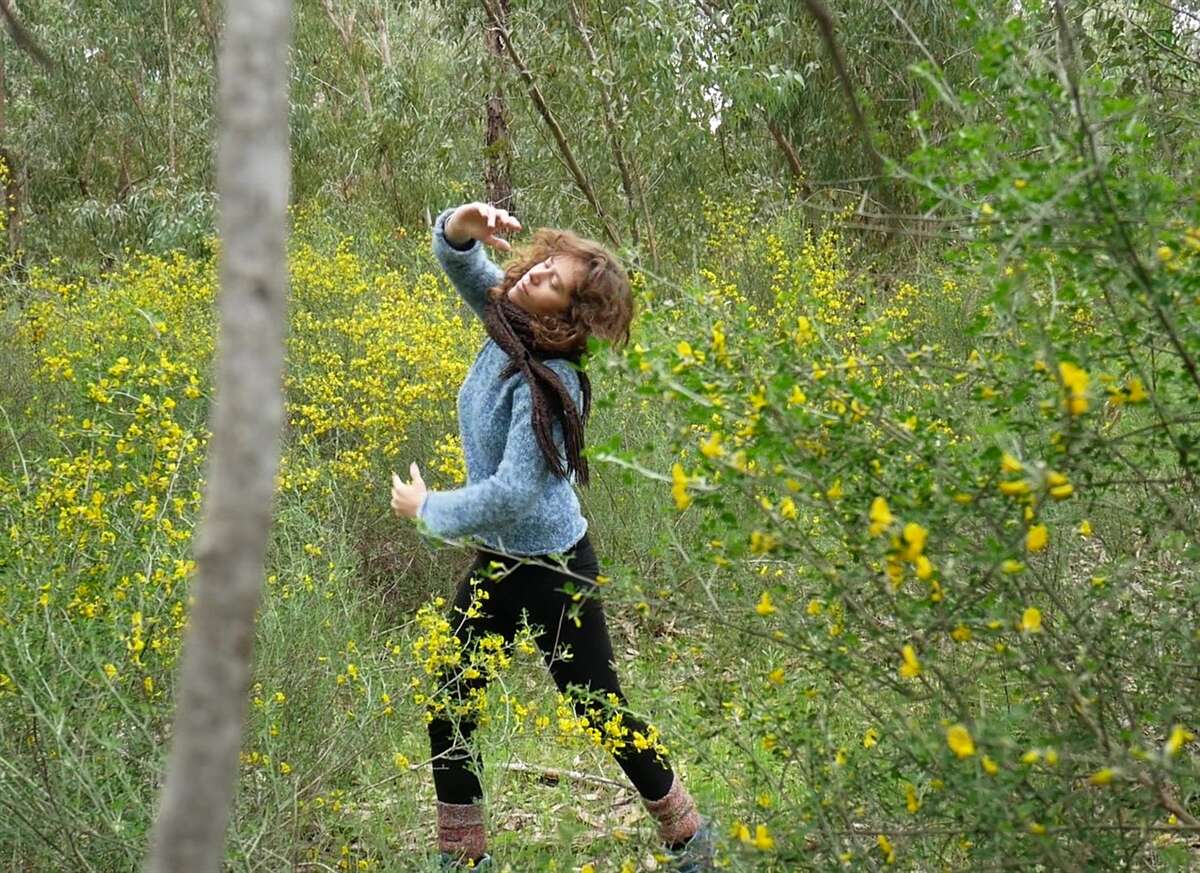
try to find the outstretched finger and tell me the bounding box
[484,233,512,252]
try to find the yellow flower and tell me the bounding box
[951,625,972,643]
[1079,519,1093,537]
[1026,524,1048,553]
[755,592,777,616]
[900,522,927,561]
[1089,768,1115,786]
[1002,559,1025,574]
[915,555,934,581]
[899,644,921,679]
[670,463,692,511]
[750,530,778,554]
[999,479,1030,496]
[982,755,999,776]
[905,783,921,814]
[806,599,824,616]
[1048,473,1073,500]
[753,824,775,850]
[869,496,894,536]
[710,322,726,359]
[826,479,843,500]
[1001,452,1024,473]
[1157,245,1174,262]
[795,316,815,344]
[946,724,976,758]
[1165,724,1195,756]
[877,834,896,864]
[1059,361,1089,415]
[699,432,724,459]
[863,727,879,748]
[767,668,785,686]
[1020,607,1042,633]
[1125,376,1147,404]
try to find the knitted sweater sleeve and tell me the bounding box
[418,373,576,539]
[432,207,506,321]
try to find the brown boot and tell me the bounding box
[641,773,703,847]
[436,800,487,865]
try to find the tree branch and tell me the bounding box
[480,0,621,249]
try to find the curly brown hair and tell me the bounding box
[486,227,634,353]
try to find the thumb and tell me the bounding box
[410,462,425,486]
[392,471,402,488]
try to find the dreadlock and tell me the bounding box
[482,293,593,487]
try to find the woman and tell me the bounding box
[389,202,715,871]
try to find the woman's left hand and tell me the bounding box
[391,463,428,519]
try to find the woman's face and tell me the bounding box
[507,253,587,317]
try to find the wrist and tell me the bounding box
[442,208,475,248]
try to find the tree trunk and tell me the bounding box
[144,0,291,870]
[0,48,21,262]
[767,118,807,192]
[480,0,621,248]
[483,0,514,212]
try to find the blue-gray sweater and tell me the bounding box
[417,207,588,556]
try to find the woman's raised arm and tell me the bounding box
[432,202,521,321]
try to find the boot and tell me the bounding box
[436,800,487,869]
[642,774,714,871]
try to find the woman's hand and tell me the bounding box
[444,202,523,252]
[391,463,428,519]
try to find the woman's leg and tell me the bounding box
[518,535,703,846]
[426,554,519,861]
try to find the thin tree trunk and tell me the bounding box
[767,118,806,191]
[163,0,177,174]
[480,0,621,249]
[319,0,372,113]
[568,0,637,248]
[483,0,514,212]
[145,0,291,870]
[1,40,20,260]
[197,0,220,60]
[0,45,8,258]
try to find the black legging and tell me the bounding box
[426,532,675,804]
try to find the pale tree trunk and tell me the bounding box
[483,0,515,212]
[144,0,291,870]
